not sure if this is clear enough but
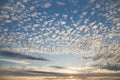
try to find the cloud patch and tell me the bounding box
[0,58,29,64]
[0,69,120,78]
[0,50,49,61]
[50,66,66,69]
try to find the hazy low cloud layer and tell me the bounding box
[0,69,120,77]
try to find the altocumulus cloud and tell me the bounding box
[92,48,120,70]
[81,39,120,71]
[0,50,49,61]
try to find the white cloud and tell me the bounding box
[3,14,9,19]
[5,20,11,23]
[55,30,60,34]
[31,12,38,17]
[34,23,39,27]
[43,3,52,8]
[30,6,35,11]
[91,11,95,15]
[95,3,101,9]
[56,1,65,6]
[61,21,66,25]
[89,0,95,3]
[116,23,120,27]
[12,16,18,21]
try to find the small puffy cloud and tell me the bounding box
[55,30,60,34]
[34,23,39,27]
[23,0,28,3]
[56,1,65,6]
[43,3,52,8]
[5,20,11,23]
[3,14,9,19]
[12,16,18,21]
[95,3,101,9]
[60,21,66,25]
[31,27,35,31]
[116,23,120,27]
[91,11,95,15]
[89,0,95,3]
[31,12,38,17]
[30,6,35,11]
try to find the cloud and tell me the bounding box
[0,69,66,76]
[89,0,95,3]
[0,58,29,64]
[92,44,120,70]
[80,38,120,71]
[43,3,52,8]
[5,20,11,23]
[92,56,120,71]
[0,50,49,61]
[23,0,28,3]
[95,3,101,9]
[99,63,120,71]
[0,69,120,79]
[28,71,63,76]
[56,1,65,6]
[50,66,66,69]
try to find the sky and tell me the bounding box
[0,0,120,80]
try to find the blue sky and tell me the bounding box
[0,0,120,79]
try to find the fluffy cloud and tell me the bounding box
[43,3,52,8]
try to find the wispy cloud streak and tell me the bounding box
[0,51,49,61]
[0,69,120,77]
[0,58,29,64]
[50,66,66,69]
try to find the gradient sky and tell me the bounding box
[0,0,120,79]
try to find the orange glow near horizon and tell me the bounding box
[0,76,120,80]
